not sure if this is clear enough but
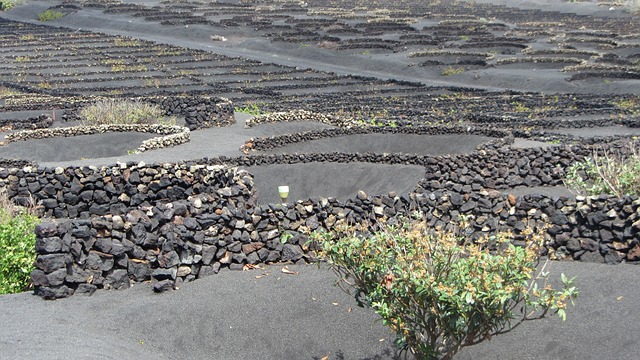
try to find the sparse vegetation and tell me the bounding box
[441,66,465,76]
[565,140,640,197]
[37,9,65,22]
[612,97,640,115]
[0,86,22,97]
[113,38,141,47]
[79,99,176,126]
[313,218,578,360]
[0,189,39,295]
[0,0,26,11]
[234,103,265,116]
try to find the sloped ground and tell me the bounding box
[1,0,640,359]
[2,261,640,360]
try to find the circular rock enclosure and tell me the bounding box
[1,0,640,298]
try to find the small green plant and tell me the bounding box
[565,140,640,197]
[313,219,578,360]
[280,231,294,244]
[37,9,65,22]
[512,101,531,113]
[234,103,264,116]
[612,97,639,115]
[0,0,26,11]
[79,99,176,126]
[441,66,465,76]
[113,38,141,47]
[0,190,40,295]
[111,64,147,73]
[36,81,52,90]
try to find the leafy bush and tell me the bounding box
[0,191,39,295]
[313,219,578,360]
[37,9,65,21]
[79,99,176,126]
[565,140,640,197]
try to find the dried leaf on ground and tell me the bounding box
[281,266,299,275]
[243,264,262,271]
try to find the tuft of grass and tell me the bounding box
[37,9,65,22]
[565,140,640,197]
[79,99,176,126]
[0,189,40,295]
[441,66,465,76]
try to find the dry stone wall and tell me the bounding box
[3,124,190,153]
[58,95,234,130]
[2,139,638,299]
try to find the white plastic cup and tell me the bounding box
[278,186,289,203]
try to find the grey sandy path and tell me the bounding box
[2,261,639,360]
[22,114,335,168]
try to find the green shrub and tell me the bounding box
[0,0,26,11]
[79,99,176,126]
[0,191,39,295]
[565,140,640,197]
[234,103,264,116]
[37,9,65,21]
[313,219,578,360]
[441,66,465,76]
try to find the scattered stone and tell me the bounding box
[153,280,175,293]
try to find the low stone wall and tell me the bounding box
[146,95,234,130]
[467,114,640,129]
[0,114,53,130]
[1,94,234,131]
[57,95,234,131]
[1,121,636,298]
[8,140,634,299]
[2,124,190,153]
[244,109,343,128]
[29,170,640,299]
[244,125,511,153]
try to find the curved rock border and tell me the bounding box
[2,124,190,153]
[244,109,346,128]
